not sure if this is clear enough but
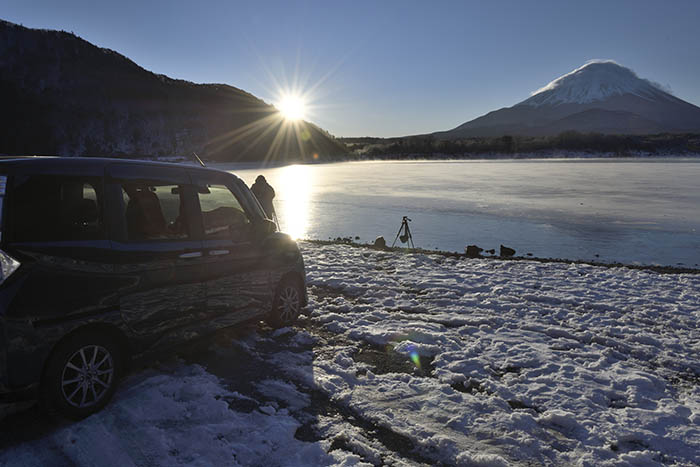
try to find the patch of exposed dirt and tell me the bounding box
[491,365,523,378]
[187,321,439,465]
[507,399,541,413]
[293,385,437,466]
[309,284,363,302]
[451,379,491,395]
[353,343,434,378]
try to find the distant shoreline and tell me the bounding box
[339,132,700,161]
[318,151,700,163]
[338,151,700,161]
[206,153,700,170]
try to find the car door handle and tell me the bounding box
[179,251,203,259]
[208,249,230,256]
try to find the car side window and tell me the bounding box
[197,184,251,241]
[120,182,189,241]
[11,175,104,241]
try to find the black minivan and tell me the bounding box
[0,157,307,418]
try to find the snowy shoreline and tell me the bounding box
[1,242,698,466]
[306,239,700,275]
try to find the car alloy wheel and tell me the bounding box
[267,278,303,328]
[60,345,115,408]
[278,285,301,324]
[43,332,122,419]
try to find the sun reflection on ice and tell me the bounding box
[276,164,311,240]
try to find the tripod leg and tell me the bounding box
[391,223,404,247]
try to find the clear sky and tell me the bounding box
[4,0,700,137]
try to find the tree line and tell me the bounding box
[340,132,700,159]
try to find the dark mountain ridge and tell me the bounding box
[0,20,346,161]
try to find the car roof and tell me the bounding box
[0,156,242,181]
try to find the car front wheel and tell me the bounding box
[42,332,122,419]
[267,278,303,328]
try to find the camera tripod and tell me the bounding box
[391,216,415,248]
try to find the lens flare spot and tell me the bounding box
[410,350,421,370]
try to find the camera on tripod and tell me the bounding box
[392,216,415,248]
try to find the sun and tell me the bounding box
[277,94,307,121]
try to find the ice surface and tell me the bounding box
[226,159,700,267]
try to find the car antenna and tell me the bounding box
[192,152,206,167]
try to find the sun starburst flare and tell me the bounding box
[277,94,307,121]
[203,61,335,164]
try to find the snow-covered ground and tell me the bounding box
[1,242,698,466]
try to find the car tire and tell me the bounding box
[42,331,122,420]
[266,278,303,328]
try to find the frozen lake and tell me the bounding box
[215,159,700,267]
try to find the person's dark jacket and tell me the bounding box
[251,179,275,219]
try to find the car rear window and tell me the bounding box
[9,175,105,241]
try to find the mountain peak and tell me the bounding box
[435,59,700,138]
[520,60,668,107]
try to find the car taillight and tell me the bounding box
[0,249,19,285]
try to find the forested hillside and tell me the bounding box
[0,20,346,161]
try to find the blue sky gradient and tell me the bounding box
[4,0,700,137]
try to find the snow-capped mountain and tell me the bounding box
[436,61,700,138]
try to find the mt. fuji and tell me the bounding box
[436,61,700,138]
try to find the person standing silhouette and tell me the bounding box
[250,175,276,223]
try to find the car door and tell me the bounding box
[189,170,271,326]
[106,163,206,336]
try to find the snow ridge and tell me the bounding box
[522,60,668,107]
